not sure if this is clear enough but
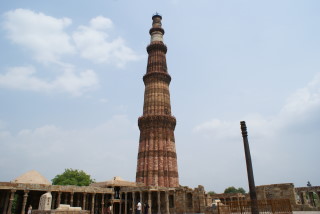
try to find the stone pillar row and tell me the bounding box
[0,189,178,214]
[52,192,111,213]
[1,189,115,214]
[299,191,318,207]
[119,190,174,214]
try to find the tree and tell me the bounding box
[208,191,216,195]
[52,169,95,186]
[237,187,246,194]
[224,186,238,194]
[224,186,246,194]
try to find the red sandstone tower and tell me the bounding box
[136,14,179,187]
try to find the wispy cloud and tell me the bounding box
[3,9,75,64]
[73,16,143,67]
[0,66,99,96]
[194,73,320,138]
[2,9,143,95]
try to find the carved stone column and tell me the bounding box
[140,191,143,204]
[157,191,161,214]
[302,192,307,205]
[101,194,105,214]
[2,191,10,214]
[57,192,61,208]
[111,193,114,214]
[21,190,29,214]
[119,192,122,214]
[125,192,127,214]
[7,189,16,214]
[132,192,135,213]
[70,192,74,206]
[82,193,87,210]
[148,191,152,214]
[91,193,95,214]
[308,192,315,207]
[86,194,89,210]
[51,192,56,209]
[165,191,169,214]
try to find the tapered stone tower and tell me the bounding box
[136,14,179,187]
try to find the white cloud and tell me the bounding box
[2,9,143,96]
[191,73,320,191]
[73,16,143,67]
[0,115,138,182]
[3,9,75,63]
[194,73,320,138]
[90,16,113,30]
[3,9,141,67]
[280,73,320,123]
[0,66,99,96]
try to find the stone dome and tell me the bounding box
[11,170,51,185]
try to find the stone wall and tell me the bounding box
[256,183,296,205]
[256,183,320,211]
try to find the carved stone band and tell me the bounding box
[138,115,176,129]
[143,72,171,84]
[138,150,177,159]
[149,27,165,35]
[147,42,167,54]
[136,170,178,178]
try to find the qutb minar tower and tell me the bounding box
[136,14,179,187]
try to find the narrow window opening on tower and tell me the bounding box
[187,193,193,208]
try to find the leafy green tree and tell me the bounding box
[224,186,246,194]
[52,169,95,186]
[224,186,238,193]
[237,187,246,194]
[208,191,216,195]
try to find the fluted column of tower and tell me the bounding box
[136,14,179,187]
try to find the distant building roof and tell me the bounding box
[11,170,51,185]
[91,176,137,187]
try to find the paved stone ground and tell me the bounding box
[293,212,320,214]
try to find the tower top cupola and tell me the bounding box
[150,13,164,42]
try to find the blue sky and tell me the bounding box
[0,0,319,193]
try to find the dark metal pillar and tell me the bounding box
[240,121,259,214]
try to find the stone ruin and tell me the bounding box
[33,204,89,214]
[38,192,52,210]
